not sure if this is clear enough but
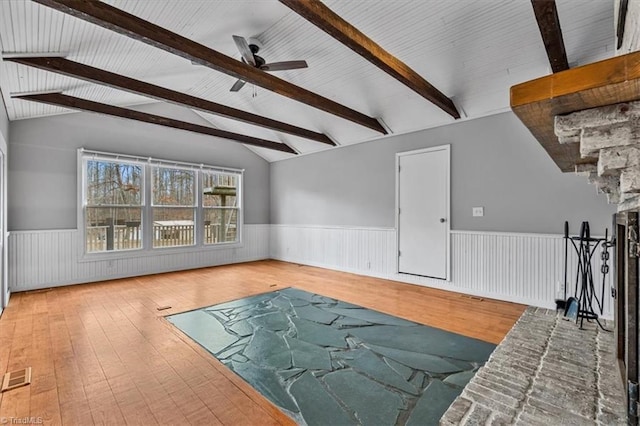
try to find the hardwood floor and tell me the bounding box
[0,260,526,425]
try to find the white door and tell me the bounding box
[397,146,450,279]
[0,151,5,315]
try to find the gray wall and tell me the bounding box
[9,102,270,230]
[0,92,8,150]
[271,111,617,234]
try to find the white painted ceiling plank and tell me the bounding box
[0,0,615,161]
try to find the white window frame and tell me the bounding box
[78,148,244,261]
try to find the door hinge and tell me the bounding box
[398,250,401,257]
[398,208,401,215]
[629,380,638,417]
[398,165,401,172]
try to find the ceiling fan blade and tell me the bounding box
[230,79,246,92]
[260,60,308,72]
[232,35,256,66]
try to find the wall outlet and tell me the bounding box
[472,207,484,217]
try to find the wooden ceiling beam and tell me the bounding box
[13,93,297,154]
[617,0,629,50]
[31,0,387,135]
[279,0,460,119]
[531,0,570,73]
[5,56,335,146]
[510,50,640,172]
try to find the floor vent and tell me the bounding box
[26,288,52,294]
[1,367,32,392]
[461,295,485,301]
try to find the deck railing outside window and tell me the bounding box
[86,223,238,252]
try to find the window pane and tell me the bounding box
[204,208,238,244]
[153,208,195,247]
[202,172,238,208]
[153,167,195,206]
[86,207,142,252]
[86,160,142,206]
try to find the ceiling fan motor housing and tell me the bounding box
[254,55,266,68]
[247,37,263,54]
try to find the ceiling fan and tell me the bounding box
[230,35,308,92]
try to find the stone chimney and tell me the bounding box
[554,101,640,211]
[512,4,640,212]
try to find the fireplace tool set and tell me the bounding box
[556,221,612,330]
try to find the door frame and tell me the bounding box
[395,144,451,281]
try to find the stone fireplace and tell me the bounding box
[554,101,640,211]
[507,44,640,425]
[551,99,640,425]
[552,102,640,422]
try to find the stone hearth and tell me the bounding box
[440,307,626,425]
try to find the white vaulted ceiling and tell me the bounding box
[0,0,615,161]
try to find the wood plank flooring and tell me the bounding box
[0,260,526,425]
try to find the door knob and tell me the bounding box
[440,218,446,223]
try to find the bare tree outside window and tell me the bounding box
[152,167,196,247]
[85,160,143,252]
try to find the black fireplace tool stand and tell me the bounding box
[566,221,611,331]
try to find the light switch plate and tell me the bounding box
[472,207,484,217]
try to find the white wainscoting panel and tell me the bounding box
[9,224,270,292]
[270,226,614,319]
[9,224,614,320]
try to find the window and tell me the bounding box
[81,150,242,255]
[84,158,143,253]
[202,172,239,244]
[152,166,196,248]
